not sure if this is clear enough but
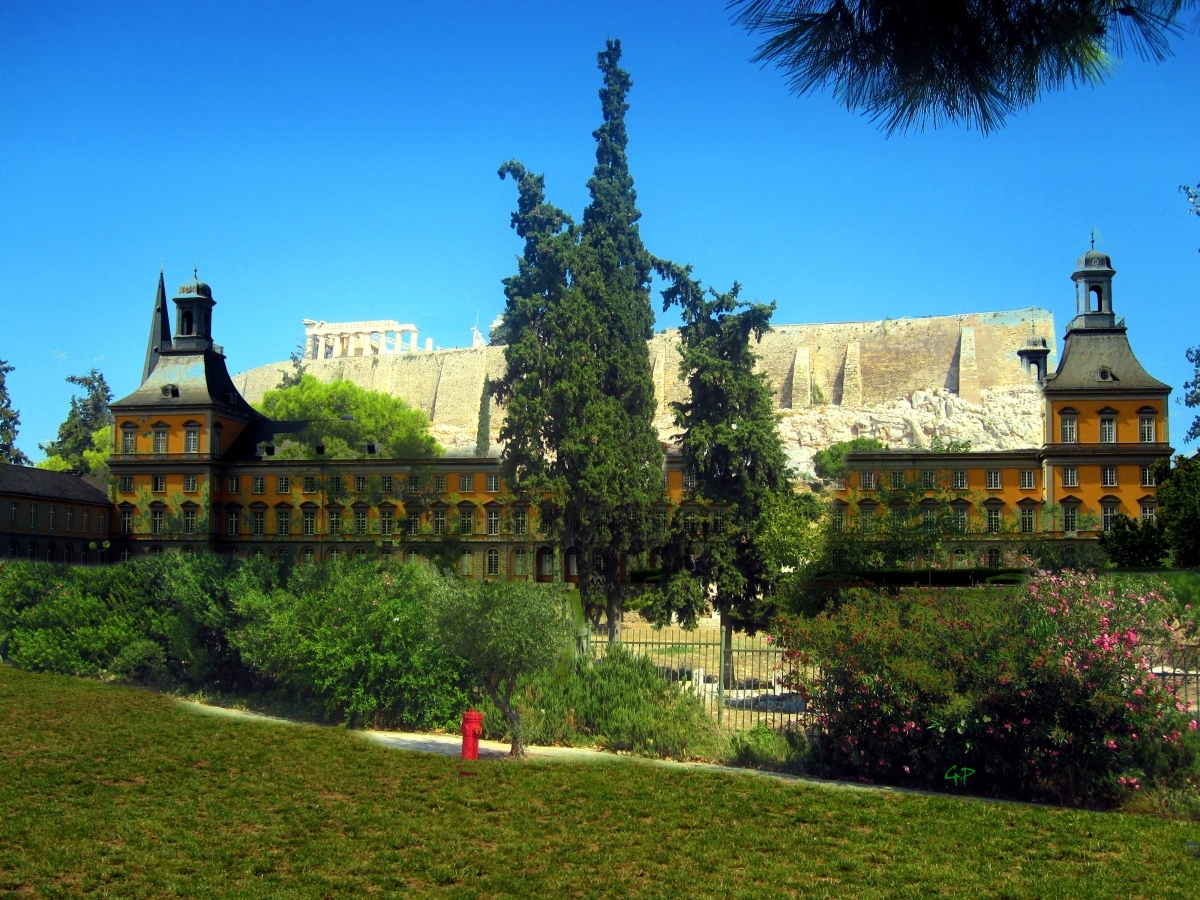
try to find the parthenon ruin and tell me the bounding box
[303,319,434,359]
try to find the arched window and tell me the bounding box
[565,548,579,581]
[953,547,967,568]
[486,547,500,577]
[513,547,528,577]
[987,547,1001,568]
[1089,284,1101,311]
[63,545,72,565]
[47,542,56,563]
[328,547,340,561]
[537,547,554,582]
[8,540,17,559]
[182,310,194,335]
[301,547,314,564]
[149,545,164,556]
[181,546,195,556]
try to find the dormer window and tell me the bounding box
[1096,367,1115,382]
[161,384,179,398]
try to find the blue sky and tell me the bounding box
[1,1,1197,457]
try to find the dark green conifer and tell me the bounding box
[0,359,31,465]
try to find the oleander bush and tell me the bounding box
[774,572,1200,806]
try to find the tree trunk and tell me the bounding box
[489,683,525,758]
[719,606,734,690]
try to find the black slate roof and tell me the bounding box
[0,465,111,504]
[1043,327,1170,394]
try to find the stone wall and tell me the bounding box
[233,307,1056,466]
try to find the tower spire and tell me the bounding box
[141,269,173,383]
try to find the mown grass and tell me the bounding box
[3,666,1199,899]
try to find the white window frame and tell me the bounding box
[1101,466,1117,488]
[1100,418,1115,443]
[952,471,968,490]
[1139,416,1156,443]
[1020,470,1035,490]
[1061,467,1078,488]
[986,470,1001,490]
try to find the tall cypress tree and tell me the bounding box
[493,40,662,637]
[0,359,31,465]
[653,262,792,682]
[41,369,113,475]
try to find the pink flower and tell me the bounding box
[1190,720,1198,731]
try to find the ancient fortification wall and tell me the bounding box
[233,307,1057,473]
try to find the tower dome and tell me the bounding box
[1074,249,1114,275]
[174,269,213,300]
[171,267,217,351]
[1070,246,1116,324]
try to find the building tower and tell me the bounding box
[1041,248,1172,534]
[109,272,268,558]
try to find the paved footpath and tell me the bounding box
[177,697,1041,805]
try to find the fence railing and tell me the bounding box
[1151,646,1200,715]
[579,623,810,731]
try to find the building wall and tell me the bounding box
[2,491,113,564]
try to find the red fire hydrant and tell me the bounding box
[461,709,483,760]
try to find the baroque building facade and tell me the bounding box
[833,248,1172,567]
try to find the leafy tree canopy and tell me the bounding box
[492,39,663,636]
[730,0,1197,133]
[433,579,575,757]
[813,437,885,480]
[40,370,112,475]
[1182,344,1200,446]
[257,375,441,460]
[0,359,30,465]
[1153,454,1200,567]
[1098,513,1169,568]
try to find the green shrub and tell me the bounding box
[478,645,715,759]
[727,723,808,772]
[109,639,166,681]
[774,572,1198,806]
[231,557,468,729]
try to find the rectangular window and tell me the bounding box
[513,508,527,536]
[120,510,133,535]
[1140,416,1156,443]
[276,509,290,535]
[486,473,500,493]
[329,509,342,535]
[952,471,968,490]
[486,548,500,577]
[117,474,132,493]
[9,500,17,527]
[890,471,904,490]
[1102,504,1117,532]
[433,475,446,493]
[228,476,240,494]
[459,550,474,577]
[1141,503,1156,522]
[1060,417,1077,444]
[49,505,56,530]
[459,474,473,493]
[832,508,845,532]
[1100,418,1115,443]
[860,471,876,490]
[921,507,937,533]
[354,509,367,535]
[407,474,419,492]
[860,506,875,535]
[460,508,474,534]
[833,478,846,491]
[921,471,936,490]
[380,509,394,534]
[185,428,199,453]
[152,475,165,493]
[122,429,135,453]
[355,475,367,493]
[487,509,500,535]
[381,475,393,494]
[277,476,290,494]
[1101,466,1117,487]
[1020,470,1035,490]
[328,475,343,495]
[1063,505,1078,533]
[65,507,74,532]
[433,509,446,535]
[952,507,968,533]
[153,430,167,454]
[253,476,265,494]
[1141,465,1156,487]
[986,470,1001,490]
[303,509,316,536]
[1062,467,1078,488]
[29,502,37,529]
[1020,507,1035,534]
[183,509,196,534]
[152,510,164,535]
[184,474,198,492]
[98,512,107,535]
[683,469,697,491]
[227,511,239,535]
[986,508,1001,534]
[407,512,420,536]
[82,509,90,533]
[211,429,220,454]
[303,476,317,493]
[251,511,265,536]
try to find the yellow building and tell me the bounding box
[834,248,1172,567]
[106,271,691,577]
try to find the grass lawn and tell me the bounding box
[3,667,1199,899]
